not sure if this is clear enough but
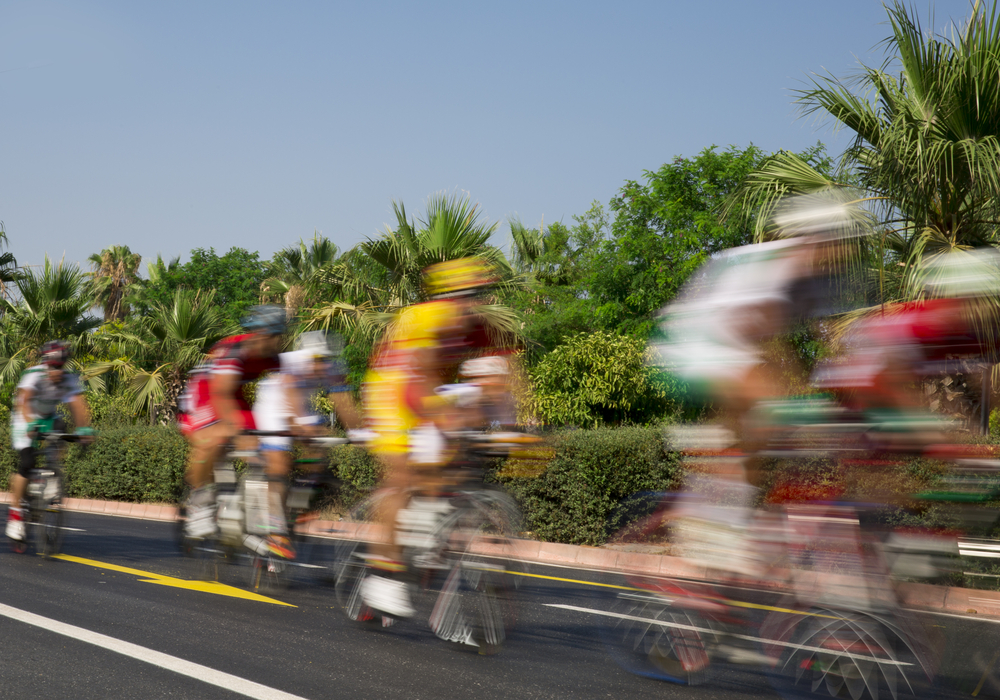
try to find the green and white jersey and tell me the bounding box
[11,365,83,450]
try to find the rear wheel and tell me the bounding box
[34,504,64,557]
[600,589,715,684]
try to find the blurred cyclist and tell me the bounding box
[251,330,359,558]
[6,340,94,542]
[361,257,496,617]
[181,305,285,539]
[814,248,1000,447]
[652,191,868,475]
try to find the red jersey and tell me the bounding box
[182,334,280,432]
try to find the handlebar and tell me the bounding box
[38,432,89,443]
[242,429,349,446]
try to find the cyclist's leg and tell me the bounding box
[184,422,228,538]
[5,447,33,541]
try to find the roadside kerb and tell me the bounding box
[4,493,1000,619]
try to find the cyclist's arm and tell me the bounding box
[68,393,91,429]
[209,370,242,436]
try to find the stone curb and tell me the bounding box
[5,493,1000,619]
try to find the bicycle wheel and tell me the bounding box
[429,540,519,654]
[600,589,715,684]
[761,606,936,700]
[247,552,288,594]
[33,503,64,557]
[429,493,523,654]
[333,540,378,623]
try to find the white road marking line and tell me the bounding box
[0,602,310,700]
[544,603,913,666]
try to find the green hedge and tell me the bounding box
[63,426,188,503]
[492,424,682,546]
[0,419,681,547]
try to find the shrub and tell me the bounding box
[525,331,674,427]
[63,425,188,503]
[328,444,383,506]
[493,424,681,545]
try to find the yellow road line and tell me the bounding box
[508,569,643,591]
[53,554,295,607]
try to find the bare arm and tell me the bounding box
[69,394,91,429]
[210,371,242,436]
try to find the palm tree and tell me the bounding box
[86,288,237,423]
[261,232,341,317]
[728,1,1000,303]
[87,245,142,322]
[1,256,99,346]
[0,221,20,304]
[304,192,524,343]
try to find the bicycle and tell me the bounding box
[177,431,347,591]
[11,431,86,557]
[333,431,534,654]
[600,407,1000,699]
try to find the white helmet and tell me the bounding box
[294,331,332,357]
[771,190,870,241]
[922,248,1000,298]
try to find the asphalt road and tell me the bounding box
[1,511,1000,699]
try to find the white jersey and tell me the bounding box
[253,350,334,450]
[650,239,803,385]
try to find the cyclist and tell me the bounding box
[6,340,94,543]
[181,305,285,539]
[251,330,359,557]
[652,191,868,463]
[360,257,496,617]
[813,247,999,447]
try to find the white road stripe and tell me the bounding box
[544,603,913,666]
[0,602,310,700]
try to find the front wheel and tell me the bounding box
[333,541,378,623]
[762,606,936,700]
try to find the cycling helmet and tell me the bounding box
[422,257,498,298]
[240,305,287,335]
[922,248,1000,299]
[294,330,332,357]
[771,190,870,241]
[40,340,71,369]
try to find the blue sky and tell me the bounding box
[0,0,974,270]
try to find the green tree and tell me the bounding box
[506,203,608,360]
[732,1,1000,305]
[87,245,142,322]
[591,144,772,337]
[128,247,267,326]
